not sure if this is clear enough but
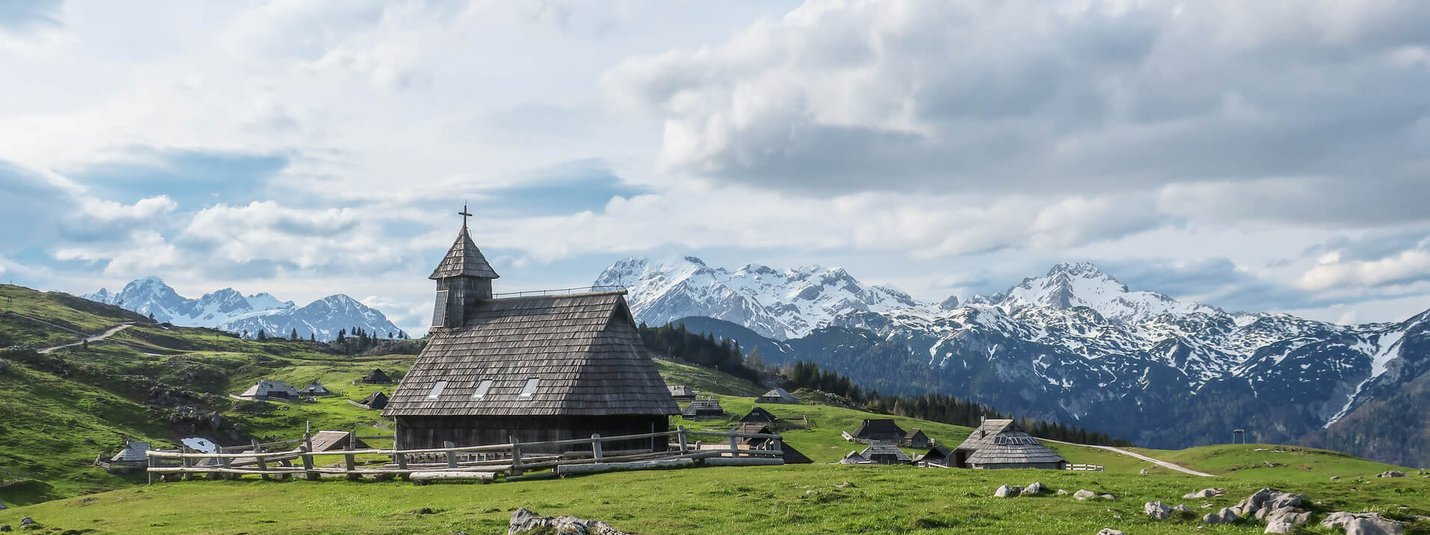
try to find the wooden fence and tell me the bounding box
[146,427,784,483]
[1066,463,1105,472]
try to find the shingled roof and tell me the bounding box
[428,226,500,280]
[382,291,677,417]
[953,419,1017,452]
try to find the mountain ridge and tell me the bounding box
[84,277,404,341]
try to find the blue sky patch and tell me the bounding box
[68,147,290,209]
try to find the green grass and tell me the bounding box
[0,464,1425,534]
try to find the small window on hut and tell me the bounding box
[431,290,449,327]
[427,380,448,400]
[471,380,493,399]
[519,378,540,397]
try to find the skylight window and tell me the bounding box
[519,378,540,397]
[427,380,448,400]
[471,380,493,399]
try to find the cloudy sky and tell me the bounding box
[2,0,1429,335]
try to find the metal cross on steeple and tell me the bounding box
[458,201,473,229]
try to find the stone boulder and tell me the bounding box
[509,508,632,535]
[1096,529,1125,535]
[1172,504,1193,515]
[1024,481,1045,495]
[994,485,1021,498]
[1073,489,1097,501]
[1230,488,1306,520]
[1377,471,1405,478]
[1203,507,1240,524]
[1183,488,1225,499]
[1144,501,1172,520]
[1321,512,1405,535]
[1264,507,1311,534]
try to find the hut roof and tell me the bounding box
[905,428,928,440]
[363,369,392,383]
[300,382,329,394]
[383,292,678,418]
[429,225,499,280]
[849,418,906,439]
[682,397,725,417]
[239,380,299,398]
[740,407,778,423]
[860,443,912,462]
[916,445,952,463]
[362,391,388,404]
[781,442,813,464]
[111,441,150,463]
[839,451,869,464]
[757,387,799,403]
[308,431,370,452]
[953,418,1017,452]
[668,385,696,397]
[965,435,1065,466]
[733,422,773,438]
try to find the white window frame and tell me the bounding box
[471,380,494,399]
[519,378,540,397]
[426,380,448,400]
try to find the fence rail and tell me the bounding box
[1066,463,1105,472]
[146,427,784,483]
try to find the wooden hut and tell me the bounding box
[780,442,813,464]
[667,385,696,400]
[299,382,331,396]
[237,380,299,401]
[361,369,393,384]
[106,440,150,471]
[383,214,678,453]
[901,428,931,449]
[740,407,778,424]
[842,418,906,444]
[756,387,799,404]
[951,419,1066,470]
[308,430,370,452]
[682,397,726,418]
[859,443,912,465]
[732,422,775,447]
[915,445,952,468]
[839,450,869,464]
[359,391,388,410]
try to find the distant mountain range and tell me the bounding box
[85,277,404,342]
[596,256,1428,467]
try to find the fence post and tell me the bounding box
[300,445,317,481]
[510,437,523,476]
[344,433,358,481]
[592,433,603,461]
[253,439,269,481]
[773,434,783,457]
[179,445,192,480]
[677,427,688,454]
[444,440,458,469]
[729,432,740,458]
[147,453,154,485]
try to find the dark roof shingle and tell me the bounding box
[429,226,500,280]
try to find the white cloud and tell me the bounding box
[1299,248,1430,290]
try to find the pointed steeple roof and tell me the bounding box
[430,225,500,280]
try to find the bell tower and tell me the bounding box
[429,204,499,330]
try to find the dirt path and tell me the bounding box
[1044,438,1216,477]
[38,323,133,354]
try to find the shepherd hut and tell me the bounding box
[300,382,330,396]
[237,380,300,401]
[667,385,696,400]
[732,422,775,447]
[951,419,1066,470]
[740,407,778,424]
[859,443,913,465]
[308,430,370,452]
[361,369,393,384]
[383,211,678,453]
[843,418,906,444]
[756,387,799,404]
[359,391,388,410]
[901,428,931,449]
[682,397,726,418]
[106,440,150,471]
[839,450,870,465]
[915,445,953,468]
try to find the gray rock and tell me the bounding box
[1264,507,1311,533]
[994,484,1021,498]
[1203,507,1240,524]
[1024,481,1044,495]
[1144,501,1172,520]
[1139,468,1150,475]
[1230,488,1306,520]
[1096,529,1125,535]
[1056,489,1069,496]
[1099,493,1117,502]
[1073,489,1098,500]
[1183,488,1225,499]
[1377,471,1406,478]
[1331,475,1341,481]
[1321,512,1405,535]
[1172,504,1194,515]
[508,508,632,535]
[0,525,10,532]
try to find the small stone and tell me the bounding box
[1024,481,1044,495]
[994,484,1021,498]
[1264,507,1311,534]
[1144,501,1172,520]
[1203,507,1240,524]
[1377,470,1406,478]
[1321,512,1405,535]
[1096,529,1125,535]
[1330,476,1341,481]
[1183,488,1225,499]
[835,481,856,489]
[1073,489,1098,501]
[1172,504,1194,515]
[1057,489,1069,496]
[1099,493,1117,502]
[0,525,10,532]
[1140,468,1150,475]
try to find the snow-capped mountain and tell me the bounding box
[603,257,1428,466]
[593,256,921,339]
[85,277,404,341]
